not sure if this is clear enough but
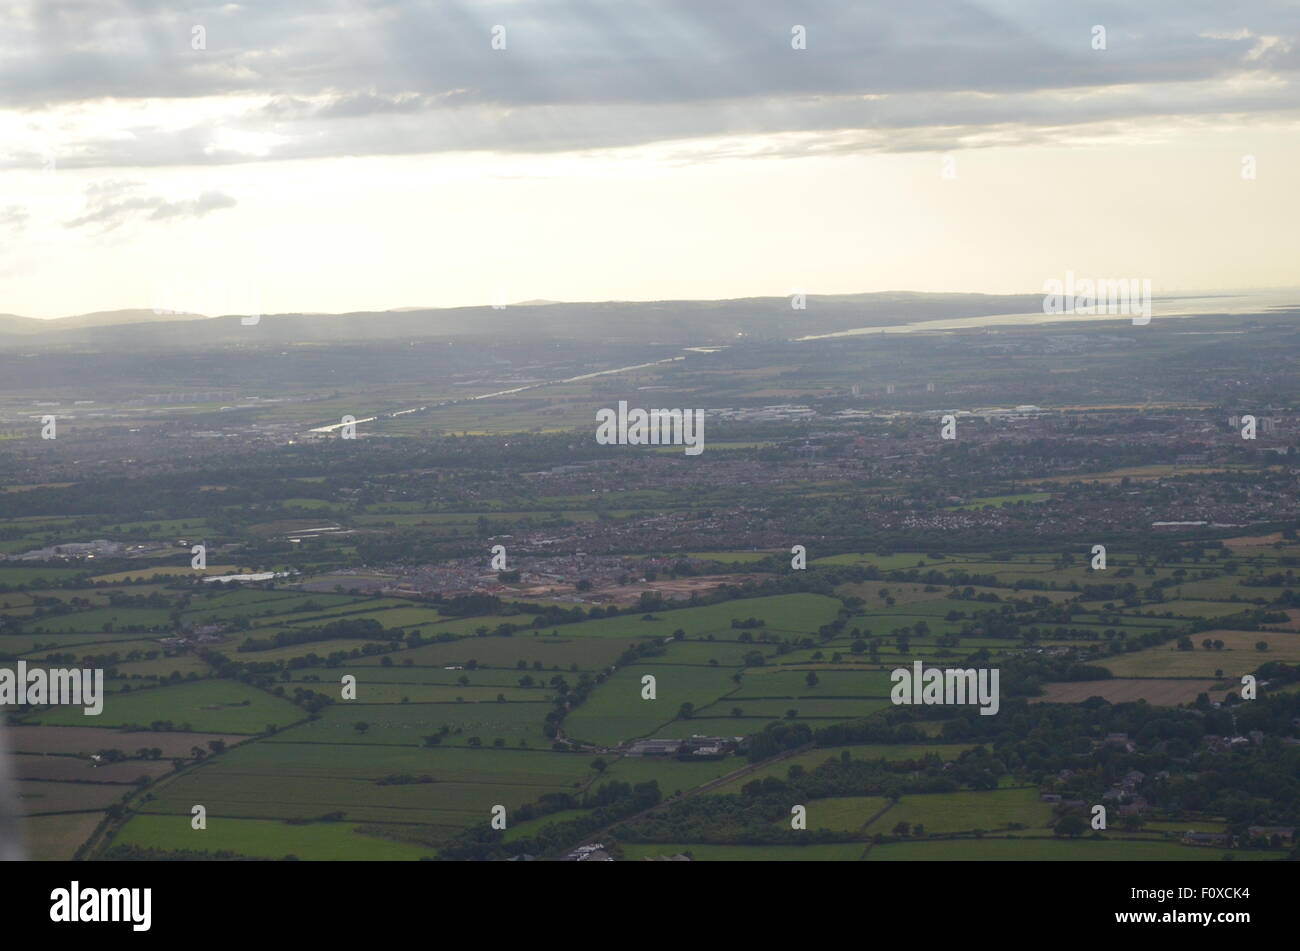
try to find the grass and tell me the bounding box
[565,663,741,746]
[114,814,437,860]
[872,788,1053,835]
[865,838,1286,861]
[619,842,866,861]
[141,742,592,828]
[1102,630,1300,678]
[793,796,892,833]
[265,700,550,748]
[26,680,302,734]
[707,744,976,794]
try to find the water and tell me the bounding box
[307,356,685,433]
[306,290,1299,431]
[795,289,1300,341]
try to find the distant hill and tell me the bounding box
[0,309,209,333]
[0,293,1043,350]
[48,309,210,329]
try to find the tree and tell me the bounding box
[805,671,819,688]
[353,722,369,735]
[1055,814,1087,838]
[591,758,607,773]
[1255,641,1270,652]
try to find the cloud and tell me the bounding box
[0,1,1297,168]
[0,204,27,231]
[64,180,237,232]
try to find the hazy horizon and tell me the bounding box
[9,284,1300,324]
[2,1,1298,318]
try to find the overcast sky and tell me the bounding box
[2,0,1298,318]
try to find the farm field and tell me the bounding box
[10,755,173,783]
[265,701,550,748]
[1032,679,1230,705]
[4,371,1300,871]
[565,664,741,746]
[793,795,892,833]
[24,680,302,733]
[115,814,436,860]
[135,742,594,831]
[619,842,868,861]
[708,744,978,794]
[5,726,251,757]
[602,754,740,791]
[865,839,1287,861]
[356,635,627,671]
[22,812,105,860]
[871,788,1053,836]
[1101,630,1300,678]
[17,780,129,814]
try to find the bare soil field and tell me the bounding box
[10,754,174,783]
[17,780,130,815]
[7,726,251,757]
[21,811,105,860]
[589,574,766,606]
[1222,533,1284,550]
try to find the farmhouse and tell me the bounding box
[1247,826,1295,844]
[1182,831,1230,847]
[626,739,682,757]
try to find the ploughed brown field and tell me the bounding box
[6,726,252,757]
[1030,678,1230,706]
[1222,532,1285,550]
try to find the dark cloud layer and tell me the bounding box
[1,0,1296,168]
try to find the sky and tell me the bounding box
[1,0,1298,319]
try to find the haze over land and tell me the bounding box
[3,2,1299,317]
[3,0,1300,871]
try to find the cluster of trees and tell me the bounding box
[435,780,662,861]
[618,751,997,846]
[236,616,402,653]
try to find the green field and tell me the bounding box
[114,814,437,860]
[565,663,741,746]
[873,788,1053,835]
[619,842,867,861]
[866,838,1287,861]
[26,680,302,734]
[265,700,550,748]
